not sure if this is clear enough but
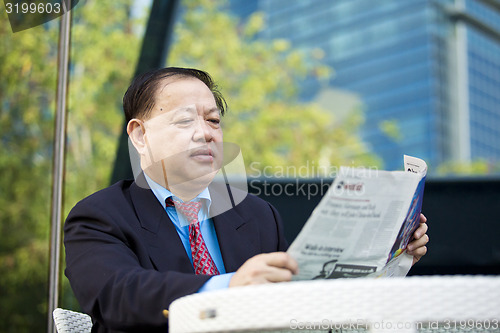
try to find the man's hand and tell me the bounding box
[229,252,298,287]
[407,213,429,266]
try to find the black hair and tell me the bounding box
[123,67,227,122]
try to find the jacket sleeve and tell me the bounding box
[64,194,210,332]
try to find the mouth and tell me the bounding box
[190,147,214,163]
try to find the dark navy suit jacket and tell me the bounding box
[64,176,288,332]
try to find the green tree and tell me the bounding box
[0,12,58,331]
[64,1,140,208]
[0,2,140,331]
[169,0,380,176]
[1,0,379,331]
[436,160,491,176]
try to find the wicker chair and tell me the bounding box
[53,308,92,333]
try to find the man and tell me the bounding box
[64,67,428,332]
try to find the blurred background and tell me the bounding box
[1,0,499,331]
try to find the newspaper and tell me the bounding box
[288,155,427,280]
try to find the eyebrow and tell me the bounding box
[205,107,221,115]
[168,105,197,115]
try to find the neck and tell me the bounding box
[167,184,204,202]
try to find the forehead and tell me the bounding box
[154,77,215,107]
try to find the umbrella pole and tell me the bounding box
[48,1,72,332]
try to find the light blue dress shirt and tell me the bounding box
[144,174,234,292]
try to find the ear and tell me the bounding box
[127,119,147,155]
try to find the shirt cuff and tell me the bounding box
[197,273,235,293]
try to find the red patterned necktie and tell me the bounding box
[166,198,220,275]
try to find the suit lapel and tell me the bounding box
[210,185,261,272]
[129,174,259,274]
[209,180,260,273]
[129,177,194,273]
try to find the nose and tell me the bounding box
[193,117,214,143]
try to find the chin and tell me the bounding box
[186,169,218,186]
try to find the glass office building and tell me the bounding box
[464,0,500,162]
[229,0,500,171]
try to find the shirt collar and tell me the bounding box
[143,173,212,211]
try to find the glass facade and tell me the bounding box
[229,0,500,172]
[465,0,500,161]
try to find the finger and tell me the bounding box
[241,256,295,284]
[264,266,295,283]
[410,245,427,265]
[408,245,427,258]
[419,213,427,224]
[413,222,428,239]
[407,234,429,251]
[263,252,299,274]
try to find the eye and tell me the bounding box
[208,118,220,124]
[175,118,194,125]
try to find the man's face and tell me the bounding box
[131,77,224,195]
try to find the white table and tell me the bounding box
[169,276,500,333]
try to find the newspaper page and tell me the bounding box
[288,155,427,280]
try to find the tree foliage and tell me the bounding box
[435,160,492,176]
[169,0,381,176]
[0,2,139,331]
[0,0,378,331]
[0,10,57,331]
